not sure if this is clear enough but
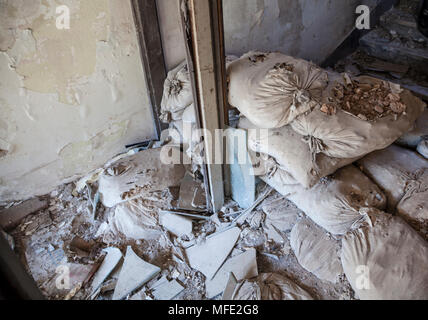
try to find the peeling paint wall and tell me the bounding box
[0,0,156,203]
[157,0,377,70]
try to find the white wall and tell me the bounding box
[0,0,156,203]
[157,0,377,70]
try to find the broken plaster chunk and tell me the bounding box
[112,246,160,300]
[152,280,184,300]
[222,272,239,300]
[185,227,241,280]
[159,211,193,237]
[290,218,343,284]
[90,247,123,296]
[206,248,258,299]
[0,198,48,231]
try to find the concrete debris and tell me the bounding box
[0,198,48,231]
[222,272,239,300]
[90,247,122,297]
[205,248,258,299]
[159,211,193,238]
[185,227,241,280]
[112,246,160,300]
[152,279,184,300]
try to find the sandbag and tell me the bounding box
[341,210,428,300]
[289,74,425,159]
[259,162,386,235]
[231,273,313,300]
[357,144,428,210]
[261,193,301,232]
[160,61,193,122]
[396,107,428,148]
[96,196,166,242]
[239,116,359,188]
[290,219,343,284]
[228,51,328,128]
[98,147,185,207]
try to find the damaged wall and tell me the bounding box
[157,0,378,70]
[0,0,156,203]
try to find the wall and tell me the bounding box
[157,0,377,70]
[0,0,156,203]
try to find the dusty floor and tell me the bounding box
[5,178,354,300]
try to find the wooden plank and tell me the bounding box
[0,198,48,231]
[186,0,225,212]
[130,0,167,139]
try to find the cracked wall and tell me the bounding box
[157,0,377,70]
[0,0,156,203]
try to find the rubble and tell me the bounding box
[159,211,193,238]
[185,227,241,280]
[0,198,48,231]
[90,247,122,297]
[152,279,184,300]
[205,248,258,299]
[112,246,160,300]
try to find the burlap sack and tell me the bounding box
[231,273,313,300]
[228,51,328,128]
[341,209,428,300]
[98,147,185,207]
[258,162,386,235]
[290,219,343,283]
[357,144,428,210]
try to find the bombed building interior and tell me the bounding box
[0,0,427,302]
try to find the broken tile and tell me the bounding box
[90,247,123,296]
[152,280,184,300]
[185,227,241,280]
[0,198,48,231]
[205,248,258,298]
[112,246,160,300]
[159,211,193,237]
[222,272,239,300]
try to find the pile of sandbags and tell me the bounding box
[230,51,426,188]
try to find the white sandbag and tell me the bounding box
[160,61,193,122]
[98,148,185,207]
[182,103,196,123]
[239,116,358,188]
[396,107,428,148]
[290,74,426,159]
[261,193,301,232]
[357,144,428,210]
[231,273,313,300]
[96,197,165,242]
[397,190,428,240]
[260,163,386,235]
[341,210,428,300]
[417,139,428,159]
[228,51,328,129]
[290,219,343,283]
